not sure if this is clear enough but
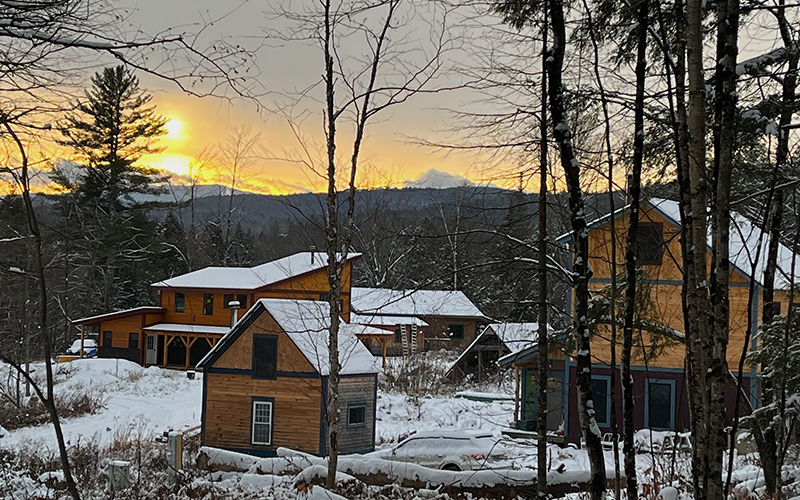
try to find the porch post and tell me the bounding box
[163,335,172,367]
[381,338,387,369]
[514,365,520,421]
[80,325,85,359]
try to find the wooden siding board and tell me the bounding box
[214,313,315,372]
[338,376,376,453]
[203,373,322,454]
[585,205,762,369]
[99,317,144,349]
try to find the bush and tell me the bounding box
[0,391,107,430]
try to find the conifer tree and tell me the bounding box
[52,66,168,312]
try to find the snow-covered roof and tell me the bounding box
[73,306,165,326]
[339,323,394,337]
[650,198,800,289]
[557,197,800,289]
[351,287,486,319]
[350,313,429,327]
[152,252,361,290]
[446,322,550,376]
[143,323,231,335]
[198,298,378,376]
[486,322,548,352]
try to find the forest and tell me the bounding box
[1,0,800,499]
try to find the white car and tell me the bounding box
[372,429,510,471]
[66,339,97,357]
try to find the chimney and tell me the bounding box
[228,300,241,326]
[310,245,317,264]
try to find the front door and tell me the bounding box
[145,334,157,365]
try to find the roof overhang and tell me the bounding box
[143,323,231,336]
[73,307,165,327]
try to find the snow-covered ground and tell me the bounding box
[1,359,201,450]
[0,357,787,499]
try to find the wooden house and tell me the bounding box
[197,298,379,457]
[73,252,361,369]
[350,287,488,356]
[445,322,550,383]
[502,198,800,442]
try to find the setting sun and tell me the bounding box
[165,118,184,141]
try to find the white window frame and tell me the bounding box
[251,401,273,445]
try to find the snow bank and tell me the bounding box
[198,446,314,475]
[1,358,202,449]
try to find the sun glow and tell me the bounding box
[149,153,192,176]
[165,118,185,141]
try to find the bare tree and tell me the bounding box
[269,0,453,488]
[0,120,81,500]
[546,0,606,497]
[215,124,261,265]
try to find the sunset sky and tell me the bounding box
[121,0,510,195]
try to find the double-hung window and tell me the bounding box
[251,400,273,445]
[590,376,611,428]
[175,293,185,313]
[203,294,214,315]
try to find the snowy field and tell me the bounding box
[0,358,788,499]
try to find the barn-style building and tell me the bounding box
[197,298,378,457]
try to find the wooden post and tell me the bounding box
[163,335,172,367]
[381,338,387,368]
[80,325,85,359]
[183,336,198,369]
[477,348,482,382]
[514,365,520,422]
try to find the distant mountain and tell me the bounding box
[403,169,475,189]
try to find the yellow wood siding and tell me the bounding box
[214,313,316,373]
[584,206,762,369]
[203,373,322,454]
[157,262,353,325]
[99,317,143,348]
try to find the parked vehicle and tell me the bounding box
[65,339,97,357]
[370,429,510,471]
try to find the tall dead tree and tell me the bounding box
[0,122,81,500]
[546,0,605,497]
[683,0,712,496]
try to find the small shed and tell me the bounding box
[445,323,549,382]
[197,298,379,457]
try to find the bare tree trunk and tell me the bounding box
[621,2,648,498]
[322,0,341,485]
[707,1,739,497]
[759,1,798,490]
[580,0,621,493]
[536,9,549,495]
[4,123,81,500]
[546,1,605,497]
[685,0,711,495]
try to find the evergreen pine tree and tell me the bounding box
[51,66,168,313]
